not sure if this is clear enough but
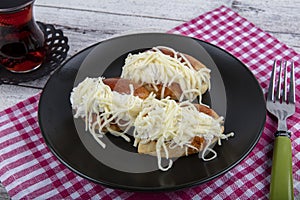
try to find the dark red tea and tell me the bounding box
[0,2,45,73]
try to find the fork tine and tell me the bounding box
[276,61,283,101]
[283,61,288,102]
[267,60,277,102]
[288,61,295,104]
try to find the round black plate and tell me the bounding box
[38,33,266,191]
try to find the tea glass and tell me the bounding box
[0,0,45,73]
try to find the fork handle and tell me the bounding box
[270,132,294,200]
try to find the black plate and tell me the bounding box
[38,33,266,191]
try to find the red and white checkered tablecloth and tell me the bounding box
[0,6,299,199]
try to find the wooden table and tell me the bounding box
[1,0,299,199]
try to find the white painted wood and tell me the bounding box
[35,0,233,21]
[34,6,182,54]
[33,0,300,52]
[0,85,40,112]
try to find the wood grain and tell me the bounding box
[0,85,40,111]
[35,0,233,21]
[34,0,300,52]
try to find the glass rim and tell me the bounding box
[0,0,35,12]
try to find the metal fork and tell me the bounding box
[267,60,295,200]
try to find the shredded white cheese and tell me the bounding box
[120,46,211,103]
[70,77,234,171]
[133,94,234,171]
[70,77,143,148]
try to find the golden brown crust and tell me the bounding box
[138,141,186,158]
[143,83,182,100]
[188,136,205,154]
[103,78,150,99]
[182,53,207,71]
[157,47,207,71]
[193,104,219,119]
[103,77,184,101]
[138,136,204,157]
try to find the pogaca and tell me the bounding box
[70,46,234,171]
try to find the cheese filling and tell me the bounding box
[70,77,143,148]
[120,46,211,103]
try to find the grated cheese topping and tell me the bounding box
[70,77,234,171]
[120,46,211,103]
[133,94,233,171]
[70,77,143,148]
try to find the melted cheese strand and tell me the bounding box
[70,77,143,148]
[156,137,173,171]
[201,135,217,161]
[120,46,210,103]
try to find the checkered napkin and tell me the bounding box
[0,6,299,199]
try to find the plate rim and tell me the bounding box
[38,32,266,191]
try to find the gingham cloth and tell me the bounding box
[0,6,299,199]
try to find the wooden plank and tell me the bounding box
[34,0,300,53]
[35,0,233,21]
[0,85,40,111]
[34,6,183,53]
